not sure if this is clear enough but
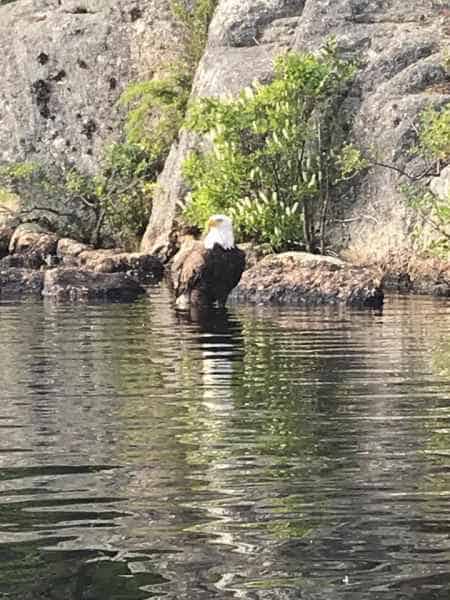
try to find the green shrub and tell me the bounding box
[419,104,450,161]
[0,143,155,249]
[119,0,218,152]
[398,102,450,255]
[0,0,219,249]
[119,69,191,154]
[98,143,156,248]
[0,162,103,243]
[182,42,366,252]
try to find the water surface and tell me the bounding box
[1,287,450,599]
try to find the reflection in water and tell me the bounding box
[1,289,450,598]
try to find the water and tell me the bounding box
[1,286,450,599]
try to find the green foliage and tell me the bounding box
[182,42,365,251]
[119,0,217,150]
[419,104,450,161]
[98,143,155,248]
[338,143,369,178]
[170,0,218,69]
[399,102,450,256]
[105,0,218,245]
[403,182,450,255]
[0,161,102,242]
[119,69,191,154]
[0,143,155,249]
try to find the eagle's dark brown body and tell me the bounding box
[171,241,245,308]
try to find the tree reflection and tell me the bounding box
[2,293,450,598]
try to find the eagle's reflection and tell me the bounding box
[176,306,243,409]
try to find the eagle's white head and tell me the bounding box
[203,214,235,250]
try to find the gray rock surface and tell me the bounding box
[0,267,44,296]
[0,253,46,269]
[430,164,450,200]
[42,267,145,300]
[77,248,164,282]
[0,0,179,173]
[233,251,383,307]
[142,0,449,259]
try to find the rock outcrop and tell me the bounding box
[233,252,384,308]
[42,267,145,301]
[0,225,164,300]
[9,224,58,258]
[141,0,449,260]
[3,0,450,272]
[0,0,179,173]
[380,251,450,297]
[0,267,44,297]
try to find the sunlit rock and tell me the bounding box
[233,251,384,307]
[142,0,446,261]
[9,224,58,259]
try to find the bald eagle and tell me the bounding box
[171,215,245,309]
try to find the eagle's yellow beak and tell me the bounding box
[207,217,218,230]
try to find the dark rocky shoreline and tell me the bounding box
[0,225,164,301]
[380,254,450,298]
[5,225,450,308]
[0,226,385,307]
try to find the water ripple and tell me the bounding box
[1,290,450,598]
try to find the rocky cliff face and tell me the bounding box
[0,0,179,173]
[141,0,450,259]
[2,1,449,260]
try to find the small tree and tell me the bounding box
[118,0,218,153]
[182,41,366,252]
[0,145,156,249]
[397,103,450,254]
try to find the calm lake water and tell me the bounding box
[2,285,450,599]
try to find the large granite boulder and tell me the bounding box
[141,0,448,261]
[0,0,179,173]
[9,224,58,257]
[42,267,146,301]
[78,248,164,282]
[233,252,384,307]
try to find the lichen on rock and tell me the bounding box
[233,251,384,308]
[0,0,179,173]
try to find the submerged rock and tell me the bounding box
[0,268,44,297]
[233,252,384,308]
[43,268,146,301]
